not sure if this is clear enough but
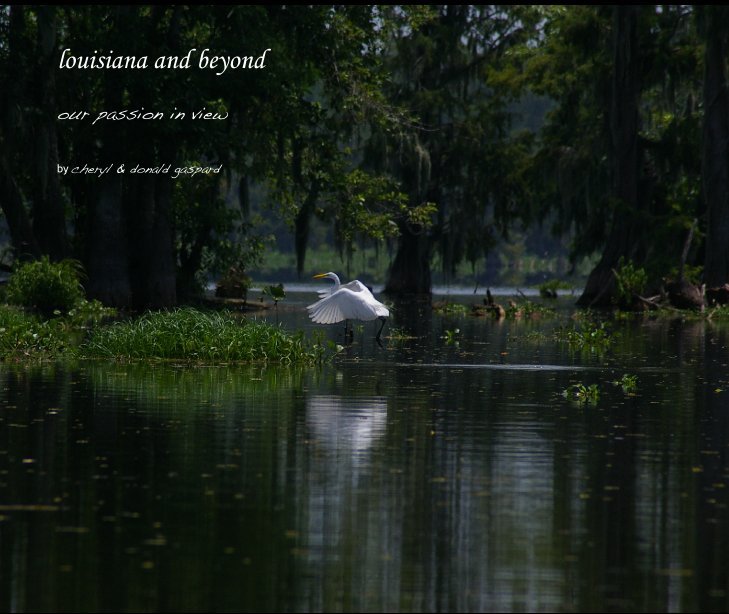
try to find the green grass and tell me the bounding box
[80,307,327,364]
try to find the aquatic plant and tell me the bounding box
[6,257,85,316]
[0,298,116,361]
[612,373,638,393]
[262,283,286,305]
[0,305,67,359]
[505,300,556,319]
[523,330,549,342]
[554,321,614,352]
[433,301,469,316]
[81,307,327,364]
[442,328,460,344]
[65,299,117,327]
[562,382,600,405]
[385,327,417,343]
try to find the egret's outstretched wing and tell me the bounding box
[317,279,366,299]
[307,288,389,324]
[307,291,348,324]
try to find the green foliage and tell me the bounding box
[441,328,460,345]
[505,300,556,319]
[707,305,729,319]
[324,170,415,245]
[262,283,286,304]
[0,5,712,303]
[527,6,613,258]
[385,326,417,342]
[0,298,115,361]
[81,308,328,364]
[614,258,648,305]
[612,373,638,393]
[6,257,85,316]
[56,300,118,332]
[364,5,543,283]
[669,263,703,286]
[555,321,614,352]
[174,172,273,297]
[562,382,600,405]
[215,267,252,300]
[538,279,571,298]
[0,306,67,360]
[433,302,469,316]
[523,330,549,342]
[529,5,703,287]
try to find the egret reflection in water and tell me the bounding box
[306,394,388,454]
[302,394,389,567]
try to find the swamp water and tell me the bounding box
[2,296,729,612]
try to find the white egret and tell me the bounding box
[307,272,389,341]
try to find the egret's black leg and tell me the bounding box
[344,320,353,344]
[375,316,387,343]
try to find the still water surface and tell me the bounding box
[2,295,729,612]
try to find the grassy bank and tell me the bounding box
[2,305,329,365]
[80,308,326,364]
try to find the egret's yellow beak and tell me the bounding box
[312,273,328,279]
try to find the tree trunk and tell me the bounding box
[701,6,729,287]
[127,175,154,308]
[384,225,432,295]
[146,175,177,308]
[294,181,319,277]
[86,74,132,307]
[32,6,68,261]
[119,7,177,309]
[86,175,132,306]
[0,154,40,260]
[577,6,642,307]
[384,132,433,296]
[127,172,177,310]
[0,6,39,260]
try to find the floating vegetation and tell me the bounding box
[554,321,614,352]
[81,308,328,364]
[386,327,417,341]
[432,301,469,316]
[523,330,549,342]
[612,373,638,394]
[571,308,600,321]
[562,382,600,405]
[435,296,556,320]
[505,300,556,319]
[442,328,460,344]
